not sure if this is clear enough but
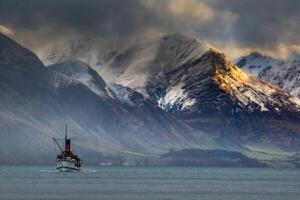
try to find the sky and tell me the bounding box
[0,0,299,59]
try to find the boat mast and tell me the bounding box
[65,124,67,141]
[65,124,71,152]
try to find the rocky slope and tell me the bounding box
[237,52,300,98]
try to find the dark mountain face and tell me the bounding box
[0,33,44,69]
[0,33,65,164]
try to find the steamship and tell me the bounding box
[53,125,82,172]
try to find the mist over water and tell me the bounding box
[0,166,300,200]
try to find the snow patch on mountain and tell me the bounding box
[72,69,106,97]
[50,71,76,88]
[48,60,108,97]
[236,90,269,112]
[275,53,300,97]
[237,52,300,98]
[158,84,196,111]
[107,84,136,106]
[236,52,280,76]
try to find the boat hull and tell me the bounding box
[56,160,80,172]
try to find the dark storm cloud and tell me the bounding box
[0,0,299,58]
[0,0,158,37]
[205,0,300,49]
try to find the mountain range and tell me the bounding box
[1,32,300,164]
[237,52,300,98]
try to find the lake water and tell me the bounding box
[0,166,300,200]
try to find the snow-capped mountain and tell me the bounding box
[237,52,300,98]
[48,59,218,152]
[236,52,281,76]
[94,33,300,151]
[40,33,213,95]
[159,50,300,114]
[40,33,300,102]
[2,31,300,163]
[260,53,300,98]
[99,33,214,96]
[0,33,220,164]
[97,34,300,113]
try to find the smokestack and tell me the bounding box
[65,139,71,152]
[65,124,71,152]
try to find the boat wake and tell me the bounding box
[40,169,97,173]
[81,169,97,173]
[40,169,58,173]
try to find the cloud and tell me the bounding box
[205,0,300,48]
[0,0,299,59]
[0,25,15,35]
[166,0,215,21]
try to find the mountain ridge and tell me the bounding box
[237,51,300,98]
[88,34,300,152]
[1,32,300,164]
[0,33,224,164]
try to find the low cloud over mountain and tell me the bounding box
[0,0,299,59]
